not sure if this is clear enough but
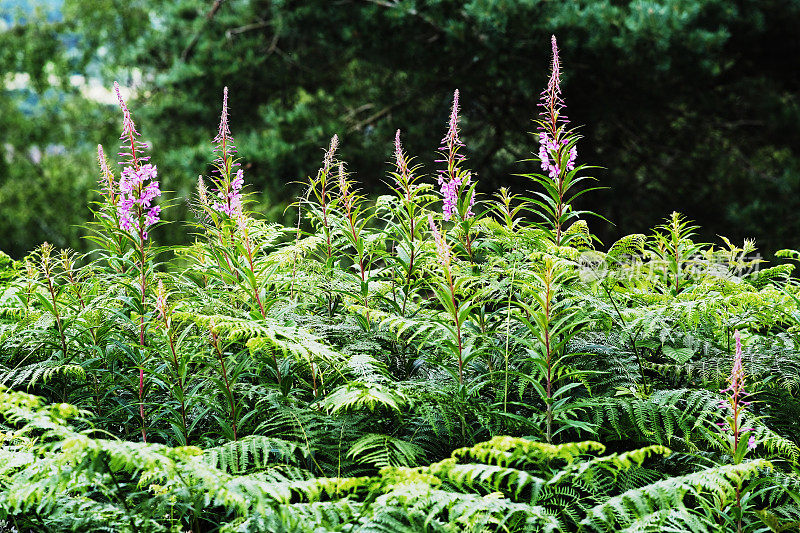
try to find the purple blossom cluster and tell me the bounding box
[113,82,161,239]
[538,133,577,180]
[436,90,474,221]
[117,164,162,238]
[211,168,244,216]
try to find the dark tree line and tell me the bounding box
[1,0,799,257]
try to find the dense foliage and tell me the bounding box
[2,0,800,256]
[2,36,800,532]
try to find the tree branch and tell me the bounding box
[181,0,226,62]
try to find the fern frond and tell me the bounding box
[581,459,772,531]
[205,435,311,474]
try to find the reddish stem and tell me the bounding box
[212,331,238,441]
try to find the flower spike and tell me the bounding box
[435,90,471,221]
[212,86,238,169]
[111,83,160,239]
[537,36,577,181]
[114,81,149,168]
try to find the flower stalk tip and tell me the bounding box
[394,129,407,172]
[323,134,339,174]
[114,81,139,140]
[197,175,208,206]
[213,86,237,168]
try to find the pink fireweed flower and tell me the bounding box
[538,134,578,181]
[428,214,450,266]
[116,164,162,237]
[211,168,244,216]
[207,88,246,216]
[435,90,473,221]
[440,178,458,221]
[113,84,160,239]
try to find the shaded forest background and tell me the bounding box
[1,0,799,259]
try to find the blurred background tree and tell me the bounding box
[1,0,798,258]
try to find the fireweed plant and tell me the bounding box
[523,35,599,246]
[336,163,375,328]
[193,88,284,385]
[2,39,800,532]
[84,82,164,442]
[715,330,759,532]
[384,129,432,317]
[302,135,342,318]
[436,89,479,262]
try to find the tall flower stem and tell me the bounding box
[391,130,421,316]
[387,130,430,316]
[448,270,464,385]
[429,215,463,385]
[156,281,189,445]
[541,263,555,443]
[600,280,648,390]
[96,144,128,271]
[338,165,370,324]
[114,82,161,442]
[137,237,148,442]
[718,330,755,532]
[236,211,267,320]
[236,210,282,385]
[211,331,238,441]
[311,135,339,317]
[536,36,579,245]
[59,250,85,311]
[502,260,517,414]
[202,88,247,283]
